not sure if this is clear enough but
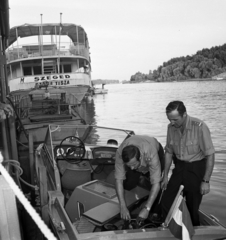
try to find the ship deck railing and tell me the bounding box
[6,42,89,62]
[10,93,82,119]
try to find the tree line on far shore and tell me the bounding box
[130,43,226,82]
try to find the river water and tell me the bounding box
[84,80,226,226]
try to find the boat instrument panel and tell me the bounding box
[54,136,86,161]
[54,145,85,160]
[54,144,117,165]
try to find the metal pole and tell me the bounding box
[55,25,57,46]
[58,13,62,52]
[40,14,43,56]
[38,26,41,54]
[76,25,80,54]
[29,133,34,184]
[58,13,62,73]
[0,35,9,160]
[40,14,44,74]
[16,28,19,58]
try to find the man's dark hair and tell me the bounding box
[121,145,140,163]
[166,100,186,116]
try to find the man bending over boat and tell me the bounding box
[161,100,215,226]
[115,135,164,221]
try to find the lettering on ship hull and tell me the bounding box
[35,80,70,87]
[34,74,71,81]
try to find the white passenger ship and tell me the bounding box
[6,23,92,103]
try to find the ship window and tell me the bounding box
[33,66,42,75]
[60,65,63,73]
[7,66,11,80]
[63,64,71,73]
[23,66,32,76]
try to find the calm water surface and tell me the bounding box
[87,80,226,225]
[92,81,226,150]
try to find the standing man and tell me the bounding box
[115,135,164,221]
[161,100,215,226]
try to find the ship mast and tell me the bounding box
[40,14,44,74]
[58,13,62,74]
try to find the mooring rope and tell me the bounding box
[0,152,57,240]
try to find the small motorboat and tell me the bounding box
[94,88,108,94]
[93,83,108,95]
[33,123,226,240]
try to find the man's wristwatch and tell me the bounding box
[143,206,151,211]
[202,179,209,183]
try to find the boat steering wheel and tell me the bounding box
[59,136,86,163]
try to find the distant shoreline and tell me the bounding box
[122,78,226,84]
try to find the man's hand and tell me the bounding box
[0,109,7,120]
[137,207,149,222]
[120,204,131,220]
[200,182,210,195]
[0,103,13,118]
[161,175,168,190]
[116,179,130,220]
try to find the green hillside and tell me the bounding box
[131,43,226,82]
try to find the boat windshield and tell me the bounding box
[44,124,135,160]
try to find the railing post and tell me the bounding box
[29,132,34,185]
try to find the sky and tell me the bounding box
[8,0,226,81]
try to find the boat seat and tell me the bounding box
[57,160,91,199]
